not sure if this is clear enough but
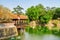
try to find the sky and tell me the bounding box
[0,0,60,12]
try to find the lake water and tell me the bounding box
[20,32,60,40]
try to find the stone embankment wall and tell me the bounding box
[46,20,60,30]
[29,20,60,30]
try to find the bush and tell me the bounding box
[52,29,60,36]
[25,26,60,36]
[25,26,52,34]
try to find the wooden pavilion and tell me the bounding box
[11,14,28,29]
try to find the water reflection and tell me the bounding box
[21,32,60,40]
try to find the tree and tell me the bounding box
[39,7,55,24]
[53,8,60,19]
[0,5,12,22]
[26,4,45,21]
[26,4,57,27]
[39,10,53,24]
[12,5,23,15]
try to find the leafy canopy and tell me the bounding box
[12,5,23,14]
[26,4,45,21]
[26,4,56,24]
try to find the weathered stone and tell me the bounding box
[0,23,18,39]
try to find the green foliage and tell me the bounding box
[52,29,60,36]
[9,36,21,40]
[26,26,51,35]
[26,4,45,21]
[53,8,60,19]
[25,26,60,36]
[26,4,55,24]
[12,5,23,14]
[39,9,54,24]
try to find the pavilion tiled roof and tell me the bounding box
[0,13,28,19]
[9,14,18,19]
[19,15,28,19]
[0,8,28,19]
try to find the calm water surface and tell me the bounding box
[21,32,60,40]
